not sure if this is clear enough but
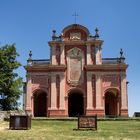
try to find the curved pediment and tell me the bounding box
[62,24,90,41]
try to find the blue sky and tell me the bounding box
[0,0,140,116]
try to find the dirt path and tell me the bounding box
[0,121,9,130]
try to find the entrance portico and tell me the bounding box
[33,90,47,117]
[68,89,84,117]
[104,88,120,116]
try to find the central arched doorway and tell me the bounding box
[34,90,47,117]
[105,89,118,116]
[68,91,84,117]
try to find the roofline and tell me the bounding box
[62,24,90,35]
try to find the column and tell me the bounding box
[51,46,57,65]
[59,74,65,109]
[25,74,32,113]
[121,73,128,109]
[23,82,26,110]
[31,96,34,116]
[86,44,92,65]
[60,44,65,65]
[23,92,26,110]
[50,74,57,109]
[96,74,102,109]
[86,72,93,109]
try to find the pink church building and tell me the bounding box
[24,24,128,117]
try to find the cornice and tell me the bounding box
[85,64,128,71]
[48,39,104,46]
[24,65,66,72]
[86,39,103,46]
[48,41,64,47]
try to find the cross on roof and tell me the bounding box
[72,12,79,24]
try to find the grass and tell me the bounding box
[0,119,140,140]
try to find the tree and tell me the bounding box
[0,44,23,110]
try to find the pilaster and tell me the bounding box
[59,74,65,109]
[25,74,32,114]
[51,45,57,65]
[50,74,57,109]
[86,72,93,109]
[96,73,102,109]
[121,73,128,109]
[60,44,65,65]
[86,44,92,65]
[95,45,102,65]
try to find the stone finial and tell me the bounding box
[27,50,32,65]
[95,27,99,38]
[53,30,56,36]
[120,48,125,63]
[52,30,56,40]
[29,50,32,60]
[120,48,124,58]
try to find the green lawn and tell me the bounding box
[0,119,140,140]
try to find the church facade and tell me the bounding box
[24,24,128,117]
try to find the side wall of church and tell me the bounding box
[25,72,50,116]
[85,71,128,117]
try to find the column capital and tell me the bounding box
[60,42,65,47]
[60,73,65,79]
[51,73,57,77]
[86,42,91,46]
[96,73,101,79]
[87,72,92,79]
[120,72,126,77]
[94,41,103,47]
[26,73,31,78]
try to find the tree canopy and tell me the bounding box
[0,44,23,110]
